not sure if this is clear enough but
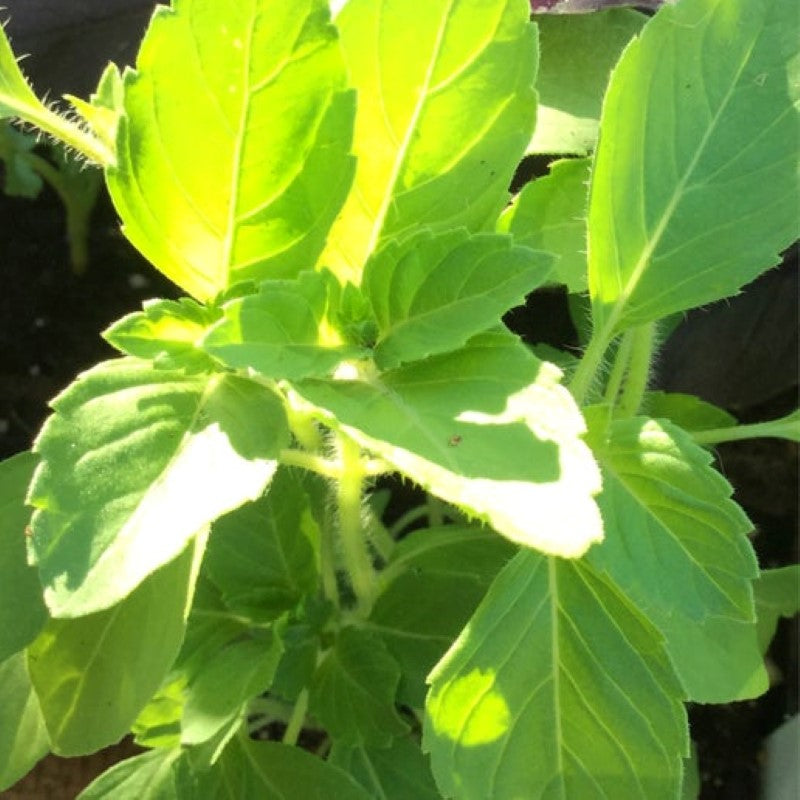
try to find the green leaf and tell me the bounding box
[107,0,355,300]
[529,9,646,155]
[201,272,364,380]
[322,0,538,283]
[0,121,42,198]
[77,748,185,799]
[681,744,700,800]
[368,525,515,706]
[363,230,554,370]
[643,391,736,433]
[330,736,441,800]
[498,158,591,293]
[103,298,220,372]
[294,331,603,557]
[27,537,200,756]
[205,737,373,799]
[586,415,766,701]
[424,551,687,800]
[589,0,800,334]
[182,626,284,745]
[203,468,319,622]
[309,626,408,747]
[0,452,47,661]
[754,566,800,653]
[0,653,49,792]
[131,674,185,749]
[28,359,288,617]
[65,62,125,157]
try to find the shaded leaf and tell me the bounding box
[204,468,319,622]
[182,626,284,745]
[201,271,364,380]
[330,736,440,800]
[529,9,646,154]
[498,157,591,292]
[586,415,766,701]
[294,331,602,557]
[0,451,47,661]
[0,121,41,197]
[643,391,736,433]
[589,0,800,333]
[754,566,800,653]
[310,627,408,747]
[28,359,287,616]
[364,230,554,369]
[107,0,355,299]
[368,525,515,706]
[322,0,538,283]
[0,653,49,792]
[27,538,200,756]
[424,551,687,800]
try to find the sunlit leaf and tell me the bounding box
[642,391,736,433]
[424,551,687,799]
[28,359,287,617]
[28,538,200,756]
[498,157,591,292]
[529,9,646,154]
[363,230,554,369]
[0,653,49,791]
[77,748,185,799]
[201,271,365,380]
[294,331,602,557]
[589,0,800,333]
[0,452,47,661]
[107,0,355,299]
[310,627,408,747]
[586,415,766,701]
[367,525,515,706]
[321,0,537,283]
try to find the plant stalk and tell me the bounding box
[616,323,656,417]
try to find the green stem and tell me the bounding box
[603,334,634,406]
[569,320,617,405]
[336,433,375,611]
[286,405,324,452]
[282,688,309,746]
[278,448,341,480]
[616,323,656,418]
[692,419,799,446]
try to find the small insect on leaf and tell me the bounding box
[448,435,462,447]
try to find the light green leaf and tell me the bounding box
[107,0,355,300]
[28,359,287,617]
[0,22,111,165]
[754,566,800,653]
[330,736,440,800]
[529,9,646,155]
[65,62,125,157]
[589,0,800,334]
[681,744,700,800]
[424,551,687,800]
[0,121,42,198]
[643,391,736,433]
[201,272,365,380]
[182,626,284,745]
[0,451,47,661]
[310,626,408,747]
[294,331,603,557]
[206,736,373,799]
[586,415,766,701]
[77,748,185,799]
[103,298,220,372]
[498,158,591,293]
[0,653,49,792]
[27,538,200,756]
[367,525,515,706]
[131,674,185,749]
[321,0,538,283]
[203,468,319,622]
[363,230,554,370]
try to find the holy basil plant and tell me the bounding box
[0,0,798,797]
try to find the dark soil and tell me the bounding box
[1,173,797,798]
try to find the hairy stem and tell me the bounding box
[692,418,799,446]
[336,433,375,611]
[617,323,656,418]
[603,334,633,405]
